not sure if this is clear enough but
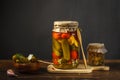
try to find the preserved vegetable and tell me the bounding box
[87,43,107,66]
[52,21,80,69]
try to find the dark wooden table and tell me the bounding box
[0,60,120,80]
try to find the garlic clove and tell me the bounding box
[7,69,18,77]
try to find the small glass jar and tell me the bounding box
[87,43,107,66]
[52,21,80,69]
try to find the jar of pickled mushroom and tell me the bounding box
[52,21,80,69]
[87,43,107,66]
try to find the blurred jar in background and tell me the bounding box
[87,43,107,66]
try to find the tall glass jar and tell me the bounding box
[52,21,80,69]
[87,43,107,66]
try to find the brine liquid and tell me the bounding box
[52,31,80,69]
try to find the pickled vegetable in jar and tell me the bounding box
[52,21,80,69]
[87,43,107,66]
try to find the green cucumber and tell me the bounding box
[52,46,61,56]
[52,38,61,50]
[52,38,61,56]
[61,39,70,60]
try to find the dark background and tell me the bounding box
[0,0,120,60]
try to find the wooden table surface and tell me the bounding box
[0,60,120,80]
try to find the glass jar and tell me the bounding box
[52,21,80,69]
[87,43,107,66]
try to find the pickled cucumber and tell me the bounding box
[12,53,28,63]
[61,39,70,60]
[52,38,61,51]
[52,46,61,56]
[12,53,39,63]
[52,38,62,56]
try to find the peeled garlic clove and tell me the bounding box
[27,54,33,60]
[7,69,18,77]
